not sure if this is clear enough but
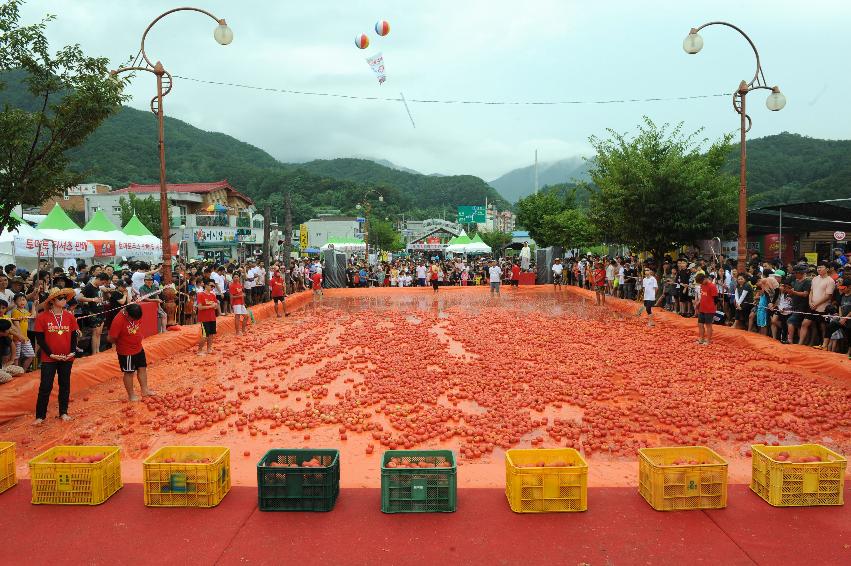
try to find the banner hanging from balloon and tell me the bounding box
[365,52,387,85]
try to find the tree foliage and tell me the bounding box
[119,193,169,236]
[366,217,403,251]
[587,117,737,261]
[516,185,596,249]
[0,0,127,233]
[477,230,513,257]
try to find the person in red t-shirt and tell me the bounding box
[695,273,718,345]
[33,287,79,424]
[229,272,249,334]
[311,269,323,297]
[592,261,607,305]
[270,266,286,317]
[107,303,154,401]
[196,279,220,355]
[510,262,521,288]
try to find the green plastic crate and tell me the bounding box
[257,449,340,512]
[381,450,456,513]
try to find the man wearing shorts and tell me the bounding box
[695,273,718,345]
[785,264,812,344]
[270,266,285,317]
[107,303,154,401]
[641,268,658,327]
[196,279,220,355]
[552,258,564,288]
[488,261,502,295]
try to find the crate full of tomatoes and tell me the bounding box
[381,450,456,513]
[28,445,122,505]
[143,446,230,508]
[750,444,846,507]
[257,449,340,512]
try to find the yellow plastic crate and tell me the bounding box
[28,445,122,505]
[638,446,727,511]
[143,446,230,507]
[505,448,587,513]
[0,442,16,494]
[750,444,846,507]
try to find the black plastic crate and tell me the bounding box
[257,449,340,512]
[381,450,456,513]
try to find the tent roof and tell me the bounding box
[326,236,364,245]
[38,204,80,230]
[123,214,155,236]
[755,199,851,223]
[746,198,851,234]
[83,210,120,232]
[470,234,485,243]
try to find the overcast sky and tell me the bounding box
[22,0,851,181]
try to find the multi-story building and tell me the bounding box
[38,183,112,223]
[477,204,516,233]
[84,180,264,262]
[298,215,364,250]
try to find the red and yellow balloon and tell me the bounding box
[355,33,369,49]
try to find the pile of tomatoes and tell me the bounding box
[517,461,574,468]
[52,453,106,464]
[385,457,451,469]
[265,457,325,468]
[771,451,824,463]
[89,292,850,464]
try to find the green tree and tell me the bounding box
[119,193,168,235]
[478,230,513,257]
[540,208,597,251]
[587,117,737,262]
[366,217,403,251]
[515,191,565,247]
[0,0,127,233]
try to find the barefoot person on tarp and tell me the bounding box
[107,303,155,401]
[33,287,78,425]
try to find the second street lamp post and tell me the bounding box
[684,22,786,273]
[111,7,233,286]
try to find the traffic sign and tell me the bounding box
[457,206,485,223]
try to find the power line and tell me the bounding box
[170,74,730,106]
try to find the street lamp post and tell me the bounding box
[684,22,785,273]
[356,191,384,263]
[111,7,233,285]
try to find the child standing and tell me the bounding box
[11,293,35,371]
[229,273,249,334]
[269,267,285,317]
[196,279,220,355]
[592,262,607,305]
[311,268,323,297]
[695,273,718,345]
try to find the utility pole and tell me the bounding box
[534,149,539,195]
[263,204,271,300]
[283,192,293,315]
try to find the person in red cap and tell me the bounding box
[33,287,79,424]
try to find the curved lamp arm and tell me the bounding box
[684,21,786,131]
[139,7,232,69]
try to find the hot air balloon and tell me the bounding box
[355,33,369,49]
[375,20,390,36]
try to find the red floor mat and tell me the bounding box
[4,483,848,565]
